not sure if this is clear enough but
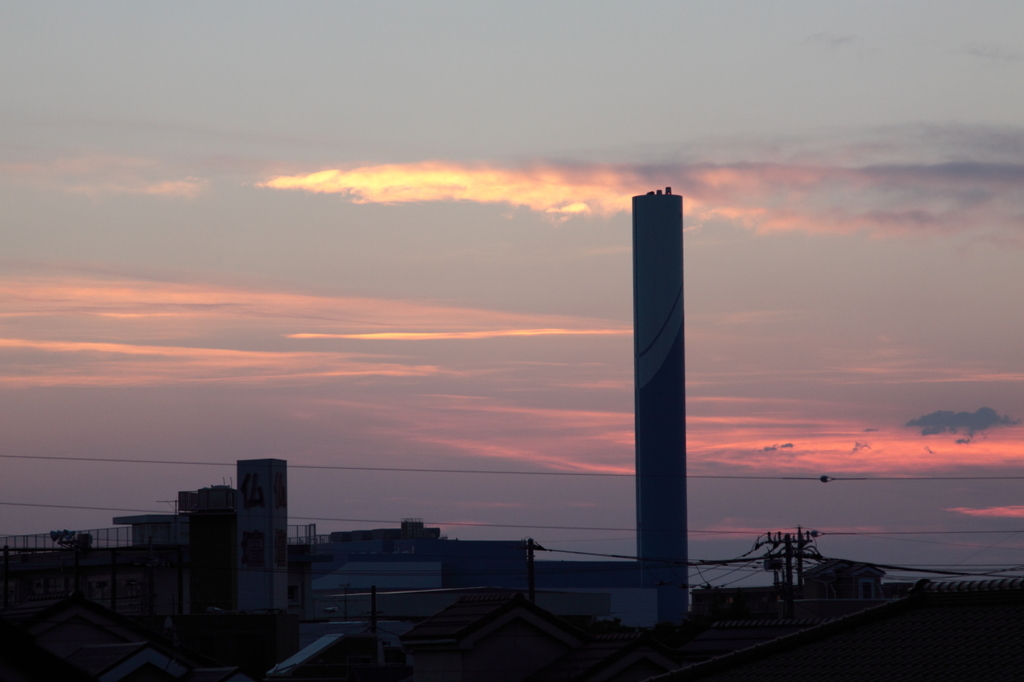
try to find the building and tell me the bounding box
[689,586,782,620]
[632,188,688,624]
[1,459,319,621]
[793,559,889,619]
[308,529,654,625]
[1,526,187,616]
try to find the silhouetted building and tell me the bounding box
[632,188,687,623]
[793,559,888,619]
[689,586,782,620]
[1,459,318,621]
[310,533,652,625]
[0,528,187,616]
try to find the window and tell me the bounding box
[859,579,874,600]
[89,580,110,600]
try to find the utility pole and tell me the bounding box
[3,545,9,609]
[527,538,536,603]
[755,528,821,619]
[783,534,794,618]
[370,585,377,633]
[146,537,156,616]
[176,546,184,615]
[110,549,118,613]
[796,526,808,598]
[73,546,81,594]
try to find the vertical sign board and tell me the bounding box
[236,459,288,611]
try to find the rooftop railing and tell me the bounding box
[0,527,133,551]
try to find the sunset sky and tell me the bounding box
[3,1,1024,584]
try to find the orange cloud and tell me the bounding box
[260,159,1024,236]
[259,162,638,216]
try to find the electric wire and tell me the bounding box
[4,453,1024,481]
[4,501,1024,542]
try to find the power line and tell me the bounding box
[821,529,1024,536]
[829,533,1024,553]
[4,454,1024,482]
[820,475,1024,482]
[820,557,1024,579]
[539,546,765,567]
[4,500,1024,539]
[0,501,715,534]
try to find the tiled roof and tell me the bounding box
[401,592,585,644]
[183,668,257,682]
[802,559,883,577]
[648,578,1024,682]
[64,642,148,676]
[0,615,96,682]
[679,619,826,663]
[527,633,680,682]
[2,593,254,681]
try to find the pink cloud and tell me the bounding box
[0,337,442,387]
[0,275,618,333]
[946,506,1024,517]
[0,156,206,197]
[289,328,629,341]
[0,274,626,389]
[363,395,636,474]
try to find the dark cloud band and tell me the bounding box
[906,407,1020,437]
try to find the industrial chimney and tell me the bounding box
[632,187,687,623]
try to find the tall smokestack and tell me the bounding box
[632,187,687,623]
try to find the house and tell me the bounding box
[793,559,888,618]
[800,559,885,600]
[0,615,95,682]
[647,578,1024,681]
[1,592,256,681]
[688,586,780,620]
[266,631,411,680]
[400,593,682,682]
